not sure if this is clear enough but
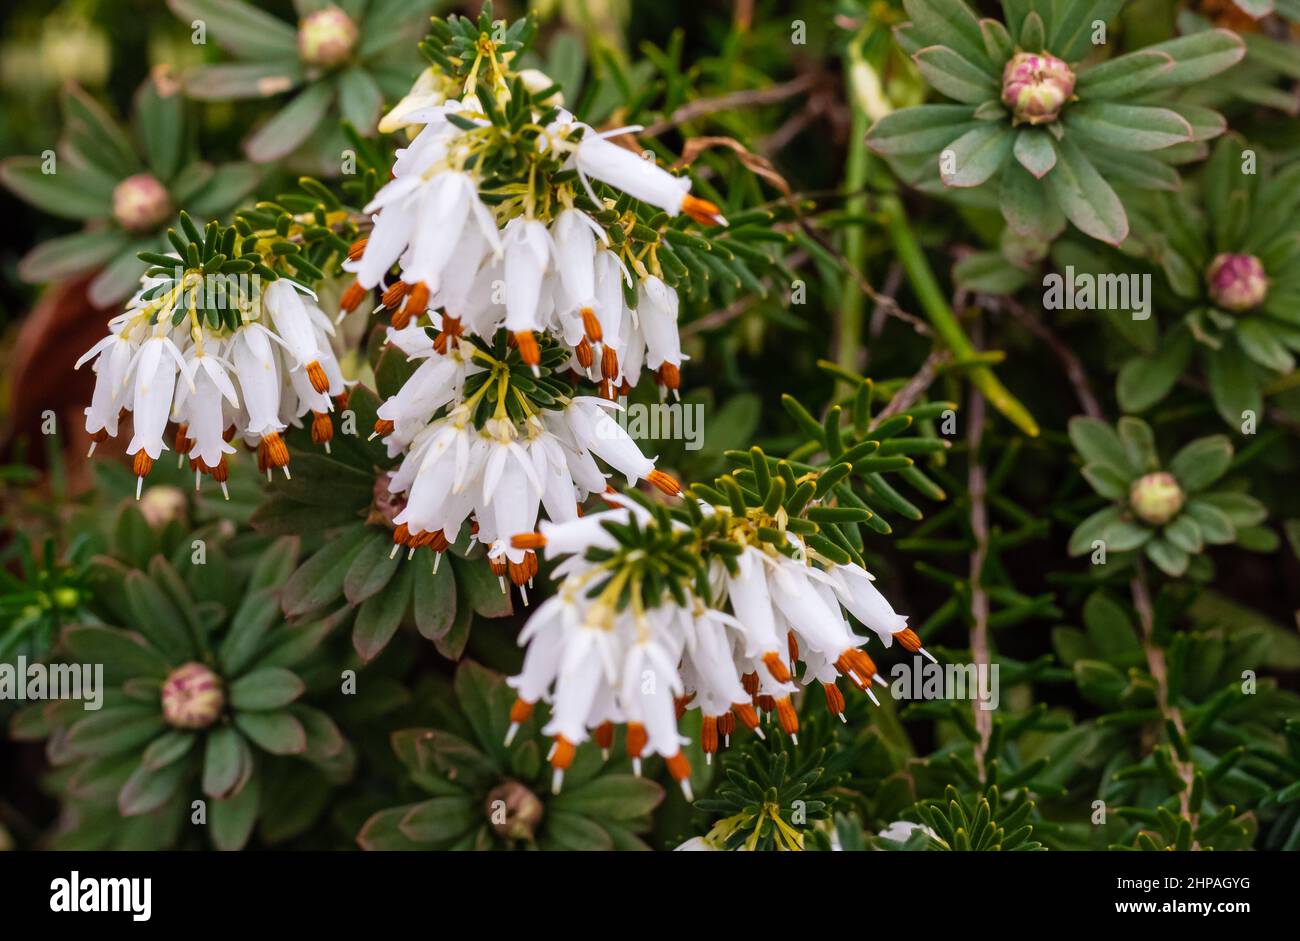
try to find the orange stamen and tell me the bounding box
[775,697,798,737]
[762,651,791,684]
[509,697,534,725]
[311,411,333,445]
[626,722,648,758]
[580,307,602,342]
[514,330,540,366]
[339,280,367,313]
[646,469,681,496]
[306,360,330,394]
[682,194,727,226]
[381,280,409,309]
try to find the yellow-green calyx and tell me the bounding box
[1129,471,1184,526]
[298,6,357,68]
[112,173,171,231]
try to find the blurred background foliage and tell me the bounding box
[1,0,1299,851]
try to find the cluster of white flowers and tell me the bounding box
[77,267,347,498]
[503,499,932,795]
[343,69,724,399]
[375,322,680,595]
[360,66,727,591]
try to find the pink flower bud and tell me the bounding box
[1129,472,1184,526]
[1001,52,1075,125]
[161,662,225,729]
[1206,252,1269,312]
[112,173,171,232]
[298,6,358,68]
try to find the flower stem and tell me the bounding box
[877,192,1040,437]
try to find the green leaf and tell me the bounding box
[1065,103,1192,152]
[1068,416,1133,478]
[135,71,185,181]
[1145,537,1190,577]
[17,229,128,283]
[235,710,308,755]
[62,625,172,683]
[281,524,368,617]
[1116,329,1193,413]
[66,708,166,758]
[413,552,458,641]
[119,758,188,816]
[939,123,1013,188]
[343,530,401,605]
[244,83,336,164]
[453,555,513,618]
[359,0,437,59]
[337,67,384,135]
[912,47,998,104]
[1019,10,1045,51]
[1138,29,1246,90]
[142,730,196,771]
[1081,462,1130,501]
[1197,492,1267,528]
[89,244,152,306]
[1184,500,1236,545]
[181,61,303,101]
[1076,49,1175,99]
[166,0,299,60]
[229,667,305,711]
[0,157,113,220]
[952,251,1030,294]
[1049,0,1126,62]
[1082,590,1140,659]
[1046,137,1128,245]
[187,162,262,216]
[203,725,251,798]
[1236,319,1294,373]
[551,774,665,822]
[1169,436,1233,492]
[353,560,413,662]
[398,796,479,847]
[1012,129,1055,179]
[1207,340,1263,426]
[1000,159,1065,241]
[901,0,991,70]
[1165,515,1204,554]
[865,105,978,157]
[124,569,196,663]
[1116,416,1159,474]
[545,810,614,850]
[211,769,261,850]
[62,83,140,178]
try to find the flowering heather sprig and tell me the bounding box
[343,5,738,403]
[370,324,682,599]
[76,212,351,499]
[866,0,1244,245]
[503,448,931,797]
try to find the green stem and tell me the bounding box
[878,192,1040,437]
[841,31,1038,437]
[836,105,870,379]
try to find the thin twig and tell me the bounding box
[967,380,993,780]
[641,73,820,137]
[869,349,947,431]
[1001,297,1103,420]
[1130,560,1200,846]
